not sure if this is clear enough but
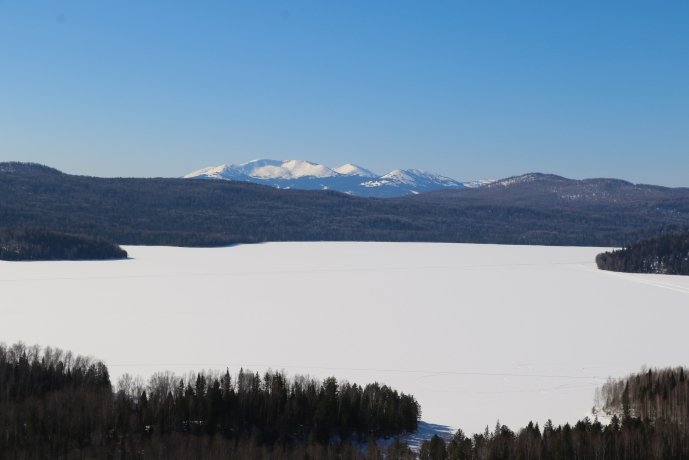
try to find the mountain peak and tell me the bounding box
[333,163,377,178]
[376,169,417,185]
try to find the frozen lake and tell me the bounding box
[2,242,689,434]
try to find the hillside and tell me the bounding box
[1,163,689,247]
[596,233,689,275]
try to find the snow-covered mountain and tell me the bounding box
[184,159,474,197]
[361,169,464,194]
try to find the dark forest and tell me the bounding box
[3,342,689,459]
[0,342,419,459]
[0,228,127,261]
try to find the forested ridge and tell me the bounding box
[596,233,689,275]
[2,162,689,248]
[0,342,419,459]
[0,228,127,261]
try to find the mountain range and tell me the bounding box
[1,162,688,248]
[184,159,486,197]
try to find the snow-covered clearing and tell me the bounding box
[2,242,688,435]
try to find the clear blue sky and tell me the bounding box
[1,1,687,185]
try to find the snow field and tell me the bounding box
[2,242,688,434]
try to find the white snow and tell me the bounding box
[183,164,232,179]
[362,169,463,188]
[403,169,460,186]
[268,159,338,179]
[333,163,377,178]
[185,159,339,180]
[378,169,418,185]
[2,242,688,435]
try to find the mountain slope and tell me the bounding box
[185,159,466,197]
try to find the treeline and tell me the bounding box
[114,370,419,443]
[418,367,689,460]
[0,342,419,459]
[596,233,689,275]
[5,338,689,460]
[0,228,127,261]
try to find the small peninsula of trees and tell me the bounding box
[596,233,689,275]
[0,342,419,459]
[0,228,127,261]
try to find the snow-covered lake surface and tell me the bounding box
[2,242,689,435]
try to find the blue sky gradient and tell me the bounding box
[1,1,688,185]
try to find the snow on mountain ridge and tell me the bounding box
[237,159,338,179]
[276,159,338,179]
[333,163,377,177]
[361,170,410,188]
[185,159,338,180]
[185,159,478,197]
[363,169,464,188]
[379,169,417,185]
[183,164,233,179]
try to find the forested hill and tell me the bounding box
[596,233,689,275]
[416,172,689,207]
[2,163,689,247]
